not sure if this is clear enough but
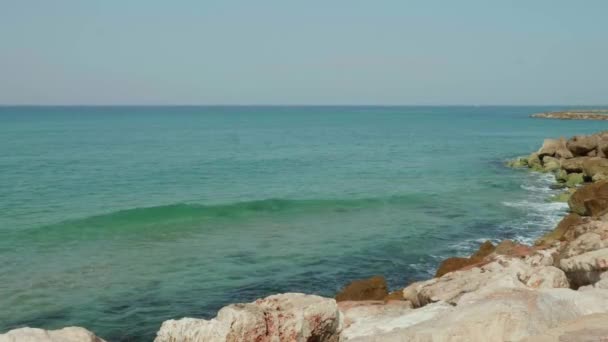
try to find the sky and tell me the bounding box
[1,0,607,105]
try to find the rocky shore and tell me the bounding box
[532,110,608,121]
[5,132,608,341]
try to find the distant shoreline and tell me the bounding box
[532,110,608,120]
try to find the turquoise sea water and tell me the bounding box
[1,106,607,341]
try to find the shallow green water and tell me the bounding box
[1,106,607,341]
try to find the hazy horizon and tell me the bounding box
[2,0,607,106]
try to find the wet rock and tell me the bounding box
[527,152,543,171]
[555,169,568,183]
[565,173,585,187]
[542,156,561,172]
[335,276,388,302]
[506,156,528,168]
[549,190,572,203]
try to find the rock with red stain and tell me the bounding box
[154,293,341,342]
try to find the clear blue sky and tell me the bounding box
[1,0,607,105]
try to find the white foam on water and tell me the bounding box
[501,170,569,245]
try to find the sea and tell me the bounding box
[1,106,607,341]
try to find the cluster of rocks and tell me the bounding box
[508,132,608,204]
[532,110,608,121]
[6,131,608,341]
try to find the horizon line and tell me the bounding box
[1,104,608,108]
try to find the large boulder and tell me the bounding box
[567,135,598,156]
[350,288,608,342]
[0,327,105,342]
[560,157,590,173]
[338,300,446,340]
[335,276,388,302]
[154,293,341,342]
[538,138,573,159]
[339,301,451,341]
[582,157,608,181]
[568,180,608,216]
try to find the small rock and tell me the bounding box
[335,276,388,302]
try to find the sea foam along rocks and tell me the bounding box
[0,327,106,342]
[154,293,342,342]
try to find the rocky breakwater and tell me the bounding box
[532,110,608,121]
[7,131,608,341]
